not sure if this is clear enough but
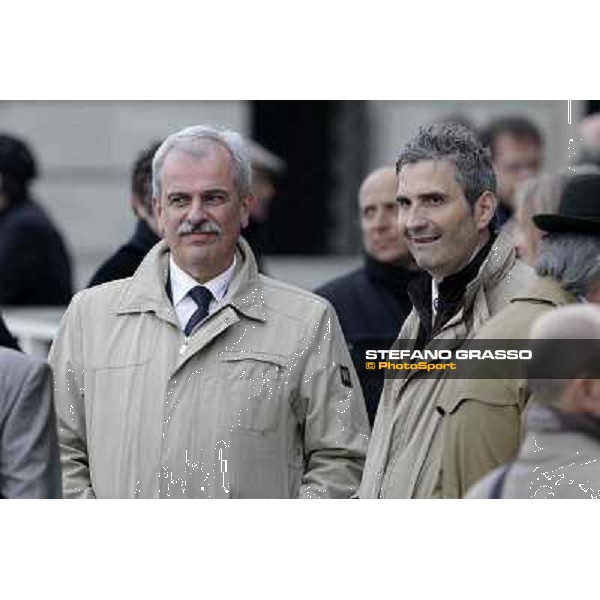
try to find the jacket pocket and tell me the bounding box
[217,351,289,432]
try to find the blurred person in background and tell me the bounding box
[513,166,600,265]
[0,133,72,306]
[359,123,534,499]
[576,112,600,168]
[243,140,285,272]
[0,347,61,498]
[88,141,161,287]
[442,172,600,498]
[480,116,543,229]
[467,305,600,499]
[316,166,417,426]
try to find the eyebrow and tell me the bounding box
[397,191,448,202]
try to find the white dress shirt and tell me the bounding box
[169,255,236,332]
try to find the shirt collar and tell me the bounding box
[169,254,237,308]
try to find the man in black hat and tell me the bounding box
[440,172,600,498]
[0,133,72,306]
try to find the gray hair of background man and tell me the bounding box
[395,122,496,207]
[151,125,252,199]
[527,305,600,406]
[535,233,600,298]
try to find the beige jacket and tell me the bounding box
[49,238,370,498]
[359,231,534,498]
[440,277,575,498]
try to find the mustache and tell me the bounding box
[177,220,222,237]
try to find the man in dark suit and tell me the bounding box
[88,141,161,287]
[316,166,416,425]
[0,133,73,306]
[0,346,61,498]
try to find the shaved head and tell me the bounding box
[359,166,412,266]
[359,167,398,204]
[528,305,600,412]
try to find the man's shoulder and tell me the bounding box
[67,278,133,315]
[0,348,48,403]
[476,282,559,341]
[314,268,365,301]
[259,274,335,318]
[88,244,143,288]
[1,200,54,233]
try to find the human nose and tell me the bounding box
[402,204,427,233]
[371,207,390,231]
[187,197,207,223]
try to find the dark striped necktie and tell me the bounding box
[184,286,213,336]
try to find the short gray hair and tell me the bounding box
[535,233,600,297]
[396,122,496,206]
[152,124,252,199]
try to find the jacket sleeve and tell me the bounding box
[297,303,370,498]
[1,357,62,498]
[48,293,96,498]
[440,383,523,499]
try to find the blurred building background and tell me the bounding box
[0,100,582,291]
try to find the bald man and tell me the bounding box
[316,167,417,425]
[467,305,600,499]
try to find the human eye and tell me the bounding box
[397,196,411,208]
[426,195,445,206]
[204,192,229,206]
[168,194,189,207]
[363,206,376,219]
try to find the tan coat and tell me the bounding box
[440,277,575,498]
[359,231,534,498]
[49,238,370,498]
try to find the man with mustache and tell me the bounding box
[359,122,535,499]
[49,125,369,499]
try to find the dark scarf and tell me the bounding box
[407,235,496,347]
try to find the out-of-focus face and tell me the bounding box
[514,202,542,266]
[397,159,495,281]
[153,144,251,283]
[493,134,542,208]
[359,168,411,265]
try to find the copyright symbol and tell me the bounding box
[366,362,376,370]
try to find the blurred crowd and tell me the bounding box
[1,110,599,499]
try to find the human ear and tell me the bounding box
[474,191,497,231]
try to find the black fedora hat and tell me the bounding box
[533,173,600,235]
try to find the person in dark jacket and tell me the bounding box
[88,141,161,287]
[0,134,72,306]
[316,167,416,425]
[479,116,543,228]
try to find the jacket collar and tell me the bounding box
[526,403,600,445]
[510,275,576,306]
[112,236,266,323]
